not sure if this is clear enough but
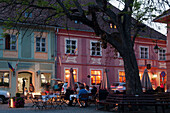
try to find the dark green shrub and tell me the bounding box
[16,93,20,97]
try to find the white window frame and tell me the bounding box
[158,48,166,61]
[36,37,46,52]
[90,40,102,56]
[65,38,78,55]
[90,68,103,86]
[64,67,78,82]
[139,46,149,59]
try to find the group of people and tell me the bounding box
[24,83,35,98]
[65,84,97,108]
[41,82,63,95]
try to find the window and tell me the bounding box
[119,71,125,82]
[40,73,51,87]
[25,12,32,18]
[64,69,77,82]
[140,46,148,59]
[36,37,46,52]
[74,20,82,24]
[65,39,77,54]
[0,72,9,87]
[91,70,102,85]
[159,49,166,60]
[91,41,102,56]
[5,34,16,50]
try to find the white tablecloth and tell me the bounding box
[42,94,57,102]
[70,94,78,100]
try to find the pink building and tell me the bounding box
[154,9,170,91]
[56,25,167,90]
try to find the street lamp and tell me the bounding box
[154,40,159,54]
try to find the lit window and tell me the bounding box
[91,70,102,85]
[159,49,166,60]
[25,12,32,18]
[64,69,77,82]
[65,39,77,54]
[36,37,46,52]
[5,34,16,50]
[0,72,9,87]
[140,46,148,59]
[74,20,82,24]
[91,41,101,56]
[119,71,125,82]
[40,73,51,87]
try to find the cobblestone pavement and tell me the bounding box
[0,100,170,113]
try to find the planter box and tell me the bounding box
[9,97,25,108]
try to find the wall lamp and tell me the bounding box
[154,40,159,54]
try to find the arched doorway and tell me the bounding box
[17,72,32,94]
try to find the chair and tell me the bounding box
[30,95,43,109]
[88,93,97,106]
[79,93,89,107]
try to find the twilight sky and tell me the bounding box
[109,0,168,36]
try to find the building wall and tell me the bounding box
[0,26,55,96]
[57,28,167,89]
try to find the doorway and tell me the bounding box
[18,72,32,93]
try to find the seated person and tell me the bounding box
[91,86,97,96]
[85,85,91,93]
[64,87,74,100]
[77,85,88,107]
[64,87,74,106]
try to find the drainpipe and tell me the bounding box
[54,28,59,78]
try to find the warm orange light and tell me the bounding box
[73,70,76,74]
[10,98,14,108]
[65,70,70,73]
[66,74,69,78]
[110,23,113,28]
[114,25,117,29]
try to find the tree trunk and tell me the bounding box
[122,49,143,94]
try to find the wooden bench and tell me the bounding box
[96,93,170,113]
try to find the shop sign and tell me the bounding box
[160,71,166,77]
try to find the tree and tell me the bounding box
[0,0,169,94]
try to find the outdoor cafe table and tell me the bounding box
[70,94,78,100]
[41,94,59,108]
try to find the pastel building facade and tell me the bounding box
[56,25,167,90]
[0,26,56,96]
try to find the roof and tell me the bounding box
[0,1,166,41]
[154,9,170,23]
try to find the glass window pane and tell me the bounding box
[66,40,70,44]
[42,38,45,42]
[42,48,45,52]
[42,43,45,47]
[36,47,40,51]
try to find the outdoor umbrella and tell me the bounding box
[100,68,110,91]
[67,68,75,90]
[141,68,153,91]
